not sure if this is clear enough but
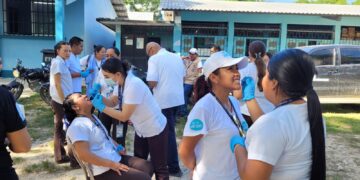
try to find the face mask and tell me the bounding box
[104,78,116,86]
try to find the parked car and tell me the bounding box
[297,44,360,104]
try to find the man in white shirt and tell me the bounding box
[146,42,185,177]
[66,36,90,93]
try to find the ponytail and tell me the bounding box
[254,53,266,91]
[306,88,326,180]
[192,75,210,103]
[249,41,266,91]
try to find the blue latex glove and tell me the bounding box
[241,76,255,101]
[89,83,102,99]
[80,69,90,78]
[230,135,245,153]
[91,94,106,112]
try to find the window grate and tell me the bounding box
[182,21,228,36]
[2,0,55,37]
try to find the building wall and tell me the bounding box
[64,0,85,52]
[0,0,54,75]
[83,0,117,55]
[178,11,360,56]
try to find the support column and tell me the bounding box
[55,0,65,42]
[280,23,287,51]
[334,24,341,44]
[227,20,235,56]
[116,24,121,51]
[173,15,182,54]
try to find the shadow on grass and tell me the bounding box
[18,94,53,141]
[24,160,71,174]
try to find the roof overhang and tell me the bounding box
[97,18,174,31]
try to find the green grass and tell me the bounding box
[24,160,71,174]
[12,157,25,164]
[18,94,53,141]
[322,104,360,135]
[176,116,187,138]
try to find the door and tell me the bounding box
[309,47,340,97]
[121,35,148,72]
[338,46,360,97]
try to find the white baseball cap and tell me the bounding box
[189,48,198,54]
[203,51,248,80]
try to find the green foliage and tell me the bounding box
[124,0,160,12]
[322,104,360,135]
[353,0,360,4]
[24,160,71,173]
[296,0,348,4]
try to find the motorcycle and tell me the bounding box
[8,59,51,105]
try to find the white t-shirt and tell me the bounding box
[239,62,274,115]
[246,103,312,180]
[65,53,82,93]
[146,48,185,109]
[50,56,73,104]
[113,73,167,137]
[66,115,121,176]
[183,93,246,180]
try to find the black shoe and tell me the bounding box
[56,156,70,164]
[169,169,183,177]
[70,161,81,169]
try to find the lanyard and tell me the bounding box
[117,78,126,111]
[210,92,246,137]
[78,115,117,151]
[275,97,303,109]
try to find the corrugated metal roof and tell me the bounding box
[160,0,360,16]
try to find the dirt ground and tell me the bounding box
[11,130,360,180]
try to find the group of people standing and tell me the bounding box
[35,36,327,180]
[49,38,187,179]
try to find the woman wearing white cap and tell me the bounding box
[179,51,251,180]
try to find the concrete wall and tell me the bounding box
[0,0,54,75]
[64,0,85,47]
[83,0,117,55]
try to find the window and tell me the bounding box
[341,26,360,40]
[340,47,360,65]
[194,37,214,49]
[287,25,334,40]
[182,21,228,36]
[2,0,55,36]
[234,23,280,38]
[310,48,335,66]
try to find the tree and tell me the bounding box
[124,0,160,12]
[353,0,360,5]
[296,0,347,4]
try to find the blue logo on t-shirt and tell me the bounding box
[190,119,203,131]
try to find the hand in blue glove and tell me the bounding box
[230,135,245,153]
[80,69,90,78]
[241,76,255,101]
[91,94,106,112]
[89,83,102,99]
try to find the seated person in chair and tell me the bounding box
[64,93,153,180]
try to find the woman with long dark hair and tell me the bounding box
[234,41,274,126]
[64,93,153,180]
[179,51,249,180]
[231,49,326,179]
[91,58,169,180]
[85,45,106,97]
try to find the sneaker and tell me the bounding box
[169,169,183,177]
